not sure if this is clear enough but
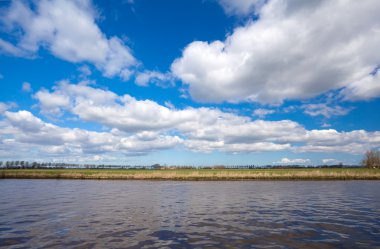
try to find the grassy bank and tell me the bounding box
[1,168,380,180]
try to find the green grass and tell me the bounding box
[1,168,379,180]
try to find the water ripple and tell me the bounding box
[0,180,379,248]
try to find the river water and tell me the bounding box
[0,180,379,248]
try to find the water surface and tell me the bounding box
[1,180,379,248]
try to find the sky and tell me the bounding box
[0,0,379,166]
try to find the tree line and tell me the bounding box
[0,149,378,169]
[0,161,362,169]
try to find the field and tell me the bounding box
[1,168,380,180]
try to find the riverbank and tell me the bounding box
[1,168,380,180]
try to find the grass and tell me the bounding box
[0,168,380,180]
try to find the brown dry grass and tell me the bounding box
[1,168,380,180]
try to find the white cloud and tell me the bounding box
[0,110,182,159]
[217,0,266,16]
[31,82,380,156]
[253,108,275,118]
[1,0,137,79]
[34,89,71,115]
[5,110,46,133]
[341,71,380,101]
[135,70,174,87]
[118,133,183,156]
[302,103,350,118]
[172,0,380,103]
[22,82,32,92]
[35,81,227,132]
[34,81,118,115]
[275,157,311,164]
[223,142,291,153]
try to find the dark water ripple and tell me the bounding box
[0,180,379,248]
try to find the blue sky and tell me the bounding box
[0,0,380,166]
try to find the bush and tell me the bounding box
[362,150,380,168]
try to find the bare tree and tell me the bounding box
[362,150,380,168]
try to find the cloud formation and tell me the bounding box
[0,110,183,159]
[1,0,136,80]
[0,81,379,161]
[172,0,380,104]
[28,82,380,157]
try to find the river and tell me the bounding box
[1,180,379,248]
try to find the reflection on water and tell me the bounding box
[0,180,379,248]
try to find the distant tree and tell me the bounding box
[151,163,161,170]
[362,150,380,168]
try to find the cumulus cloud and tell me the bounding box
[1,0,137,79]
[39,82,193,131]
[34,81,118,115]
[118,133,183,156]
[0,110,182,159]
[30,82,380,156]
[33,89,71,115]
[172,0,380,104]
[275,158,311,164]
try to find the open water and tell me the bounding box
[0,180,379,248]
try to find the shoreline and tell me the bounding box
[1,168,380,180]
